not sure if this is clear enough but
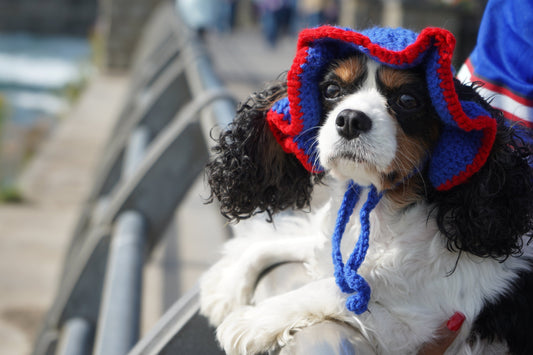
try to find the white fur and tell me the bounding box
[200,184,531,354]
[318,62,396,188]
[318,89,396,185]
[199,61,531,354]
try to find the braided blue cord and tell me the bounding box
[332,183,383,315]
[332,181,361,293]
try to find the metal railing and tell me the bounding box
[32,2,374,355]
[32,3,234,354]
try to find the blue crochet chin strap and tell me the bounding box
[332,182,383,314]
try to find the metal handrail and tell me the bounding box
[32,3,235,355]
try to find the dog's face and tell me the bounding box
[207,27,532,260]
[317,53,442,191]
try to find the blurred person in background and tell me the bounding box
[254,0,296,46]
[296,0,325,29]
[322,0,340,25]
[295,0,339,30]
[219,0,240,33]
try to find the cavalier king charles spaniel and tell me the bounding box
[200,26,533,354]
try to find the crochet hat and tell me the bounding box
[266,26,497,190]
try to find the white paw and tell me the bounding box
[199,255,257,326]
[216,305,293,355]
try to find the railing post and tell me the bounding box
[122,127,151,178]
[93,125,150,355]
[93,210,146,355]
[55,318,93,355]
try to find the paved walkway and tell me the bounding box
[0,74,128,354]
[206,29,296,100]
[0,28,297,355]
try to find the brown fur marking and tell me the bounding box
[382,122,432,207]
[334,56,366,84]
[378,66,422,90]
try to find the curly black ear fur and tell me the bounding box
[206,76,317,222]
[429,80,533,260]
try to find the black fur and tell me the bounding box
[428,80,533,260]
[437,81,533,354]
[471,265,533,354]
[206,77,319,221]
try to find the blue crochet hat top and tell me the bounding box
[267,26,497,190]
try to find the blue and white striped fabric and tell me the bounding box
[457,0,533,147]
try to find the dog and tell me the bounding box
[200,26,533,354]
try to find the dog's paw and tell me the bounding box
[216,305,294,355]
[199,256,257,326]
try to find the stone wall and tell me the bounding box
[0,0,97,36]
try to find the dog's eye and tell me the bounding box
[396,94,419,110]
[323,83,341,99]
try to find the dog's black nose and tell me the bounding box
[335,109,372,140]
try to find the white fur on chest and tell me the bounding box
[301,188,531,354]
[206,182,531,354]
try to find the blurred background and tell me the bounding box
[0,0,488,354]
[0,0,487,197]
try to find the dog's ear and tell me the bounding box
[431,80,533,259]
[206,77,315,222]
